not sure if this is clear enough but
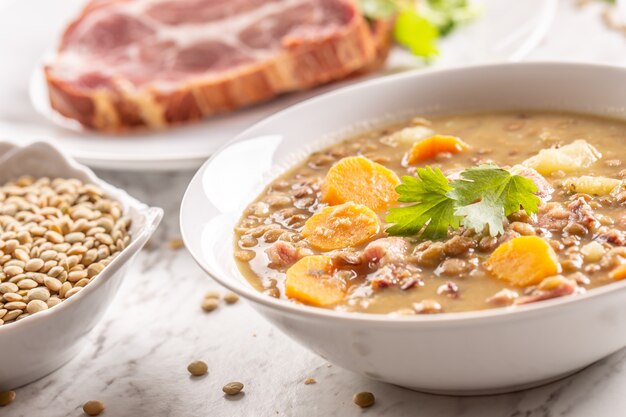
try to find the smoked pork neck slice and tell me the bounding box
[44,0,388,132]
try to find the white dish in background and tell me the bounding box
[180,62,626,394]
[0,141,163,390]
[0,0,556,171]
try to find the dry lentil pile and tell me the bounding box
[0,176,131,325]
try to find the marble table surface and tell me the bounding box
[5,1,626,416]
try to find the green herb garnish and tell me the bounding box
[358,0,477,59]
[393,9,440,58]
[386,166,460,238]
[385,165,540,239]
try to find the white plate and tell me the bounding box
[0,0,556,171]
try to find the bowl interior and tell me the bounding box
[181,62,626,321]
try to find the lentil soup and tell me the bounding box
[234,111,626,315]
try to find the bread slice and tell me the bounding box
[44,0,391,132]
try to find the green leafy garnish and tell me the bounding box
[386,167,460,238]
[421,0,477,36]
[385,165,540,239]
[393,9,440,59]
[358,0,477,58]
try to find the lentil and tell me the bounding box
[223,292,240,304]
[168,238,185,250]
[222,381,244,395]
[204,290,221,299]
[353,392,375,408]
[0,391,16,407]
[26,299,48,314]
[201,298,219,312]
[187,360,209,376]
[0,177,131,326]
[83,400,105,416]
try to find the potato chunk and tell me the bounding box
[485,236,561,287]
[381,126,435,147]
[285,256,345,306]
[523,139,601,175]
[321,156,401,212]
[301,202,380,251]
[563,175,622,196]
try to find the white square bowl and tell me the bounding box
[0,141,162,390]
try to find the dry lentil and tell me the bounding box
[222,381,244,395]
[201,298,219,312]
[83,400,105,416]
[304,378,316,385]
[0,390,16,406]
[0,177,131,326]
[26,299,48,314]
[187,360,209,376]
[353,392,375,408]
[223,292,239,304]
[26,284,47,299]
[204,290,221,299]
[65,286,82,298]
[168,238,185,250]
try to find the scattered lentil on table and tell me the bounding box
[222,381,244,395]
[83,400,105,416]
[353,391,375,408]
[201,297,219,312]
[223,292,239,304]
[204,290,221,299]
[187,360,208,377]
[168,238,184,250]
[0,176,131,326]
[0,390,15,407]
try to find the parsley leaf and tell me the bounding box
[386,165,541,239]
[453,196,505,236]
[385,167,460,238]
[449,165,540,236]
[357,0,476,59]
[449,165,539,230]
[422,0,477,36]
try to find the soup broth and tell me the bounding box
[234,111,626,315]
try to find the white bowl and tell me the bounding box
[0,142,162,390]
[180,62,626,395]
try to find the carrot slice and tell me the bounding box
[406,135,470,165]
[485,236,561,287]
[285,256,345,306]
[321,156,401,212]
[301,202,380,251]
[610,264,626,281]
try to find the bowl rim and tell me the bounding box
[0,141,163,335]
[181,61,626,326]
